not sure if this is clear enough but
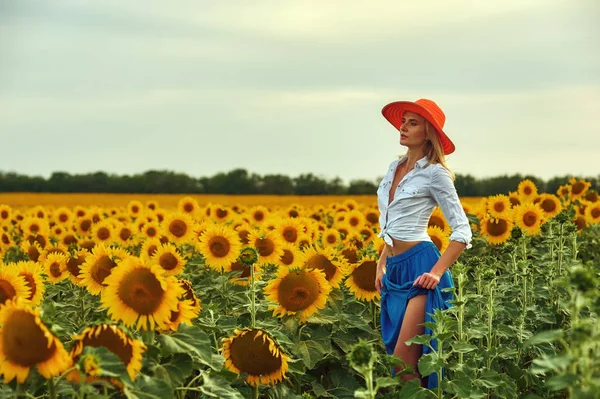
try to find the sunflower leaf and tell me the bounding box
[294,340,327,369]
[154,353,194,387]
[157,324,212,366]
[124,375,174,399]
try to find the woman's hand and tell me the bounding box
[413,272,441,290]
[375,262,385,294]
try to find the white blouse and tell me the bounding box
[376,154,472,249]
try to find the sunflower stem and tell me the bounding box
[252,383,259,399]
[250,261,256,328]
[48,377,56,399]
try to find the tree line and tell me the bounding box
[0,169,598,197]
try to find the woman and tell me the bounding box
[374,98,472,389]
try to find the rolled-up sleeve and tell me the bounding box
[430,165,472,249]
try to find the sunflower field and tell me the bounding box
[0,177,598,399]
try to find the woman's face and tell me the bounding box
[399,111,427,149]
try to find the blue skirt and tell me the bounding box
[380,241,454,390]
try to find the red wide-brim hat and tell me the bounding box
[381,98,455,155]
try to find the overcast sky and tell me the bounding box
[1,0,599,184]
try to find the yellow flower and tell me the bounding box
[0,265,31,306]
[428,207,448,233]
[197,224,242,272]
[160,212,195,245]
[480,216,513,245]
[248,205,270,225]
[513,203,544,236]
[127,200,144,219]
[536,194,563,220]
[345,255,380,302]
[427,225,450,253]
[178,196,200,217]
[79,244,130,295]
[246,229,285,268]
[151,243,186,275]
[43,253,69,284]
[65,249,89,285]
[222,328,290,387]
[264,267,331,323]
[68,324,146,381]
[584,201,600,224]
[9,261,45,306]
[274,217,305,245]
[0,299,72,383]
[297,246,347,289]
[100,257,183,330]
[568,177,592,201]
[486,194,512,219]
[517,179,538,202]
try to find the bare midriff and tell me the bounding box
[386,238,423,256]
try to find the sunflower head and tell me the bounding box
[480,217,513,246]
[344,255,379,302]
[427,225,450,253]
[298,246,347,289]
[428,207,448,232]
[197,224,242,272]
[222,328,290,387]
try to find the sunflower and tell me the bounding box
[20,217,49,237]
[235,223,253,245]
[0,265,31,306]
[211,205,232,223]
[79,244,130,295]
[43,253,69,284]
[276,243,303,269]
[60,233,79,247]
[517,180,538,202]
[176,196,198,217]
[584,202,600,224]
[38,242,69,263]
[358,225,375,243]
[246,229,285,268]
[138,221,160,240]
[364,208,379,226]
[568,177,591,201]
[264,267,331,323]
[344,209,366,228]
[506,191,521,208]
[297,246,347,289]
[91,220,116,244]
[29,205,47,220]
[101,257,183,330]
[297,233,312,250]
[162,298,201,332]
[69,324,147,381]
[11,261,45,306]
[222,328,290,387]
[140,237,163,260]
[0,231,13,249]
[0,205,11,224]
[320,228,341,248]
[20,241,43,262]
[428,207,448,233]
[583,190,598,203]
[537,194,563,220]
[151,243,186,275]
[249,205,270,225]
[113,222,134,245]
[51,225,67,239]
[160,212,195,245]
[486,194,512,219]
[52,207,73,226]
[197,224,242,272]
[345,255,380,302]
[0,299,72,384]
[73,206,87,219]
[66,249,89,285]
[573,214,588,231]
[513,203,544,236]
[127,200,144,219]
[75,217,94,236]
[427,225,450,253]
[480,216,513,245]
[339,243,359,265]
[275,217,305,245]
[178,279,202,313]
[344,230,365,250]
[146,200,159,211]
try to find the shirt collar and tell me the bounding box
[397,154,429,169]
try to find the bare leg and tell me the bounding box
[392,294,427,386]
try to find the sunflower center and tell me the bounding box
[229,329,282,376]
[82,327,134,366]
[0,210,8,219]
[2,310,55,366]
[428,216,446,231]
[351,261,377,292]
[118,268,165,315]
[282,227,298,243]
[29,223,40,234]
[572,182,584,195]
[255,238,274,257]
[0,280,17,304]
[1,233,10,245]
[254,211,265,222]
[493,202,505,213]
[522,211,538,227]
[238,230,250,244]
[289,210,299,218]
[183,203,194,213]
[216,208,228,218]
[131,205,140,214]
[524,186,532,195]
[27,246,41,262]
[326,234,337,244]
[169,220,188,238]
[592,208,600,218]
[280,249,294,266]
[278,271,320,311]
[209,236,231,257]
[159,253,179,270]
[541,199,557,213]
[366,212,378,224]
[509,197,521,207]
[67,255,86,279]
[487,219,509,236]
[97,227,111,240]
[80,219,92,232]
[145,245,158,258]
[63,234,78,245]
[91,255,118,285]
[146,227,157,237]
[305,254,337,281]
[341,248,357,264]
[120,228,132,241]
[58,213,69,223]
[49,262,62,278]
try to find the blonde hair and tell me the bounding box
[399,119,455,181]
